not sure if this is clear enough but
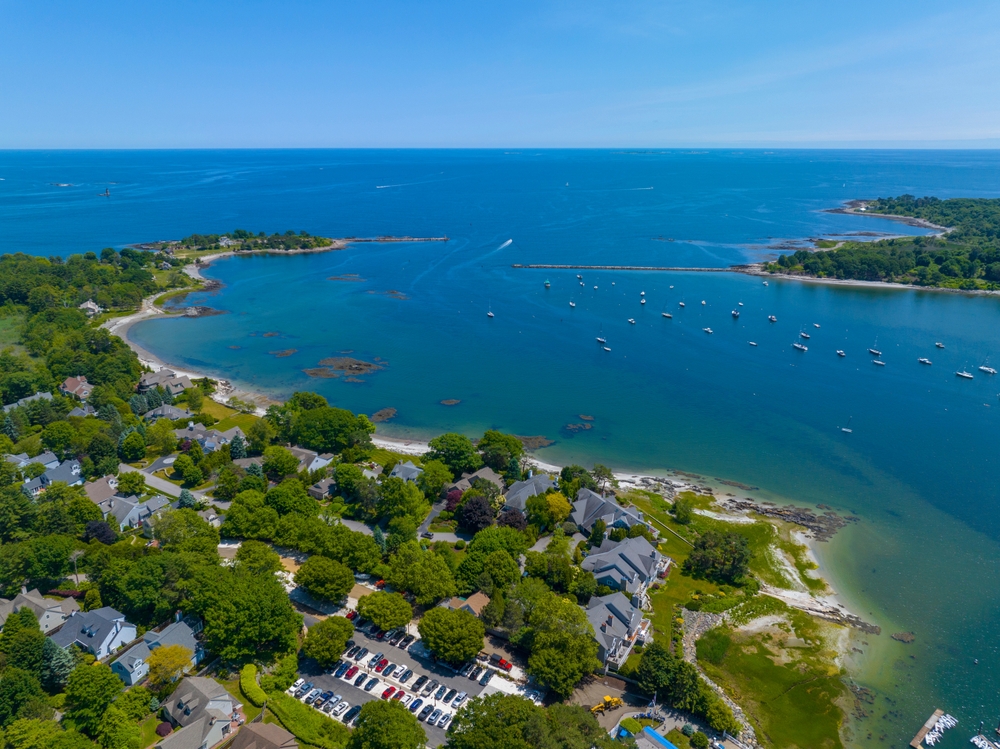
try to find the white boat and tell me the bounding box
[662,312,672,319]
[979,365,997,375]
[703,327,713,334]
[749,341,757,346]
[576,274,582,279]
[763,280,769,285]
[544,280,550,288]
[701,300,706,305]
[836,350,846,357]
[935,342,945,348]
[669,285,674,289]
[487,311,494,318]
[593,285,598,290]
[813,323,820,328]
[919,358,932,365]
[640,291,645,296]
[768,315,777,322]
[869,337,881,356]
[640,299,646,305]
[956,370,974,379]
[579,281,584,286]
[738,302,744,306]
[628,318,636,324]
[596,337,606,344]
[679,302,686,307]
[731,310,739,318]
[603,346,611,352]
[841,417,853,434]
[569,302,576,308]
[800,332,810,339]
[793,343,807,351]
[487,301,494,318]
[873,360,885,366]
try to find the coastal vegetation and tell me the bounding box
[172,229,332,255]
[764,195,1000,289]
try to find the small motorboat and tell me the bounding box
[873,360,885,366]
[701,300,706,305]
[749,341,757,346]
[813,323,820,328]
[793,343,807,351]
[662,312,672,319]
[918,358,932,365]
[576,274,582,279]
[800,332,810,339]
[669,285,674,289]
[593,285,598,290]
[544,280,550,288]
[731,310,740,318]
[868,348,882,356]
[956,370,974,379]
[935,342,945,348]
[703,327,713,334]
[979,365,997,375]
[763,281,769,286]
[603,346,611,352]
[640,299,646,305]
[679,302,686,307]
[569,302,576,308]
[738,302,744,306]
[768,315,777,322]
[836,350,846,357]
[579,281,584,286]
[628,318,636,324]
[640,291,645,296]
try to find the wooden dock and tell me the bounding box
[910,709,944,749]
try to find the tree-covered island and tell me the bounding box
[763,196,1000,289]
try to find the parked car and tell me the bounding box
[429,708,443,724]
[469,666,483,681]
[489,653,503,666]
[421,531,434,539]
[460,663,475,677]
[303,689,322,705]
[453,691,467,707]
[418,705,434,721]
[399,634,415,649]
[289,678,305,693]
[413,674,428,691]
[422,679,439,697]
[434,685,447,701]
[295,682,314,698]
[346,646,361,659]
[321,699,336,714]
[334,662,350,678]
[313,690,333,708]
[343,705,362,724]
[345,665,359,679]
[439,713,453,729]
[409,698,424,713]
[479,669,493,686]
[382,686,396,700]
[369,652,384,667]
[375,630,387,641]
[364,678,379,692]
[374,659,389,673]
[388,630,404,646]
[400,695,412,707]
[346,610,358,620]
[398,668,413,683]
[354,673,367,687]
[443,688,457,703]
[375,579,386,589]
[382,664,396,679]
[332,701,350,718]
[342,640,355,654]
[355,647,369,661]
[392,690,406,701]
[498,658,513,671]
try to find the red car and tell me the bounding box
[392,690,405,701]
[346,610,358,620]
[345,665,358,679]
[375,579,386,589]
[382,686,396,700]
[374,659,389,672]
[498,659,513,671]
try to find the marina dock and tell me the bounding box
[910,709,944,748]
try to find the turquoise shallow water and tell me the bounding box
[4,149,1000,747]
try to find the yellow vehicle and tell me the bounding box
[590,695,624,715]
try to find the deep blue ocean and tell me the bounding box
[3,150,1000,748]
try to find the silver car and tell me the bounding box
[332,701,350,718]
[438,712,452,728]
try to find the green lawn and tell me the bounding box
[370,448,422,468]
[0,314,24,350]
[215,412,259,433]
[138,715,164,748]
[215,675,263,721]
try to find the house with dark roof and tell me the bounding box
[110,495,172,532]
[447,467,505,495]
[22,460,83,497]
[145,405,193,422]
[580,535,668,607]
[138,369,193,396]
[68,404,97,418]
[49,607,136,659]
[570,488,647,534]
[111,640,151,686]
[159,676,242,749]
[2,391,53,413]
[0,589,79,633]
[112,618,204,685]
[174,423,246,453]
[6,451,60,471]
[388,460,423,484]
[586,593,650,669]
[229,723,298,749]
[59,376,94,401]
[308,477,336,500]
[503,473,556,513]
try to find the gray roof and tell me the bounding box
[113,640,151,675]
[503,474,556,512]
[586,592,642,659]
[145,405,193,421]
[49,606,127,650]
[33,452,60,468]
[389,460,423,483]
[69,404,97,418]
[144,620,198,653]
[450,466,504,494]
[165,676,238,728]
[570,488,645,531]
[581,535,662,594]
[3,392,53,413]
[0,589,78,632]
[45,460,82,484]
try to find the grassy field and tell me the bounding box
[215,675,263,721]
[370,447,422,467]
[0,314,23,351]
[215,412,259,433]
[696,612,845,749]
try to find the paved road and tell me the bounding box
[118,463,208,502]
[297,624,494,747]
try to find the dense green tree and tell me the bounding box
[265,481,317,516]
[247,418,276,455]
[152,509,219,557]
[115,471,145,497]
[376,477,428,522]
[424,433,482,476]
[229,433,247,459]
[416,459,452,499]
[63,663,122,735]
[522,594,600,698]
[234,540,283,576]
[171,454,201,486]
[262,446,298,480]
[178,488,196,509]
[477,430,524,473]
[0,668,43,727]
[118,431,145,462]
[356,592,412,631]
[5,718,63,749]
[346,700,426,749]
[294,555,354,602]
[291,406,374,460]
[41,637,76,691]
[387,542,456,606]
[301,616,355,668]
[41,421,75,456]
[220,490,278,540]
[417,607,484,666]
[683,530,752,583]
[95,703,140,749]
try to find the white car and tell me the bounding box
[288,678,305,694]
[332,701,350,718]
[399,695,413,707]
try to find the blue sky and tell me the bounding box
[2,0,999,148]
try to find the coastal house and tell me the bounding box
[447,467,505,495]
[159,262,173,271]
[49,606,136,659]
[112,617,204,685]
[2,391,53,413]
[308,476,336,500]
[85,475,120,514]
[68,404,97,418]
[174,423,246,453]
[0,588,79,634]
[288,446,334,473]
[362,464,383,482]
[110,494,172,532]
[138,369,193,396]
[229,723,298,749]
[59,376,94,401]
[22,459,83,497]
[388,460,423,484]
[585,592,650,669]
[196,509,223,529]
[145,404,194,422]
[6,451,60,470]
[570,488,647,534]
[580,535,668,607]
[78,300,103,317]
[443,592,491,618]
[158,676,243,749]
[503,473,556,513]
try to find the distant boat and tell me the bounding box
[569,301,576,308]
[956,370,974,379]
[640,291,645,296]
[603,346,611,352]
[738,302,744,306]
[793,342,807,351]
[703,327,713,334]
[813,323,820,328]
[593,285,598,290]
[800,332,810,339]
[487,301,494,318]
[580,281,584,286]
[935,342,945,349]
[731,310,740,318]
[918,358,932,365]
[840,417,853,434]
[749,341,757,346]
[640,299,646,305]
[768,315,777,322]
[763,281,769,286]
[576,274,582,279]
[873,360,885,366]
[662,312,672,319]
[628,318,636,325]
[100,187,110,197]
[679,302,686,308]
[669,285,674,289]
[868,338,881,357]
[701,300,706,305]
[836,350,846,357]
[544,280,550,288]
[979,365,997,375]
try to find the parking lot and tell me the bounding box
[294,623,499,747]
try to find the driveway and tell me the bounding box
[118,463,208,502]
[297,623,496,747]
